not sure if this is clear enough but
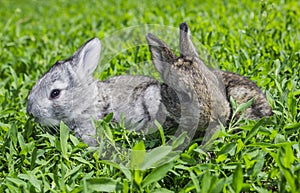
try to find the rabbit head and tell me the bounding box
[27,38,101,128]
[146,23,208,83]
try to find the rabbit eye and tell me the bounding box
[50,89,61,99]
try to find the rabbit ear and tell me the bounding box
[179,22,199,58]
[72,37,101,77]
[146,33,176,75]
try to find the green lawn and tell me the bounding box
[0,0,299,192]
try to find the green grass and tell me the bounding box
[0,0,299,192]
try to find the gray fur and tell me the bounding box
[27,38,171,146]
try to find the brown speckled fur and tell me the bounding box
[147,22,272,142]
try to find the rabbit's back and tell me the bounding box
[98,75,168,131]
[214,70,273,119]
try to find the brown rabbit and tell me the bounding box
[146,22,272,142]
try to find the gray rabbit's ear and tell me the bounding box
[72,37,101,77]
[179,22,199,58]
[146,33,176,75]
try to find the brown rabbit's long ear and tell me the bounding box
[179,22,199,58]
[72,37,101,77]
[146,33,176,77]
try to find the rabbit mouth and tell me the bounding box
[29,116,61,134]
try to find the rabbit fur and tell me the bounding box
[146,23,272,142]
[27,23,272,146]
[27,38,177,146]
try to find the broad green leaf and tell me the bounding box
[130,141,146,170]
[244,118,265,144]
[72,156,93,167]
[233,164,243,193]
[83,177,118,192]
[155,120,165,145]
[103,123,114,142]
[140,146,172,170]
[100,160,132,181]
[18,132,27,156]
[235,98,254,113]
[19,172,41,192]
[287,92,297,119]
[201,171,211,193]
[229,96,237,110]
[60,121,69,159]
[219,142,236,155]
[281,144,295,169]
[171,131,187,150]
[244,154,256,170]
[186,143,199,154]
[30,147,38,170]
[70,134,80,146]
[142,162,174,187]
[252,152,264,176]
[103,112,114,122]
[8,123,18,147]
[216,154,227,163]
[236,139,244,154]
[180,153,197,165]
[6,177,27,187]
[65,165,82,180]
[119,165,132,181]
[274,134,286,144]
[211,178,226,193]
[284,122,300,134]
[187,170,200,192]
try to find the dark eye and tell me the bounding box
[50,89,61,99]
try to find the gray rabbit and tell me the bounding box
[27,37,179,146]
[27,23,272,146]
